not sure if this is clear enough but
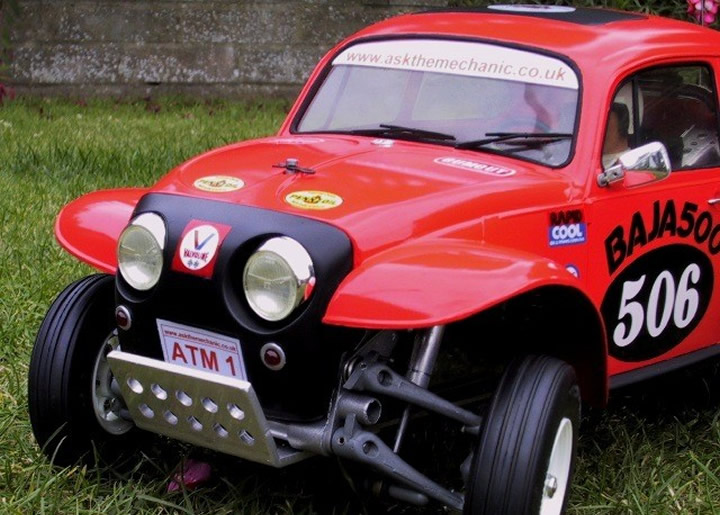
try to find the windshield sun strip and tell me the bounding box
[289,36,583,169]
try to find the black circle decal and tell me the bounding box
[600,244,713,362]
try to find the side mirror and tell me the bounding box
[597,142,671,188]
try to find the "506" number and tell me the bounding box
[614,263,701,348]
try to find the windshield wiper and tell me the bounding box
[456,132,572,149]
[348,124,456,142]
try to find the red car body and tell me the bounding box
[58,8,720,392]
[32,6,720,513]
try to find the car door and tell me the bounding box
[587,62,720,381]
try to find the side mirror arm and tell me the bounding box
[597,164,624,187]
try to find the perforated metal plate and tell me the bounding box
[107,350,305,467]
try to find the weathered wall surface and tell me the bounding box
[8,0,448,98]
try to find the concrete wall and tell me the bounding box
[8,0,448,98]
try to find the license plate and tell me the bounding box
[156,319,247,380]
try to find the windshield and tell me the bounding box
[295,39,580,167]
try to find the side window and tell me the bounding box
[604,64,720,170]
[602,83,633,169]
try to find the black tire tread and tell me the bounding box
[28,274,118,463]
[465,355,579,515]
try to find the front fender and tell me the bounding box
[323,238,586,329]
[55,188,148,273]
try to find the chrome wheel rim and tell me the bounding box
[92,333,133,435]
[540,417,573,515]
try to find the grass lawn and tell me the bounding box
[2,98,720,514]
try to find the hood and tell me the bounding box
[151,135,572,262]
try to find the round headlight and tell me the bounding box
[117,214,165,291]
[243,237,314,322]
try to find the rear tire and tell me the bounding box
[28,274,138,466]
[464,355,580,515]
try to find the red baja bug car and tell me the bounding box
[27,4,720,513]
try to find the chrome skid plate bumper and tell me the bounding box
[107,350,306,467]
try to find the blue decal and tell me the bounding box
[549,223,586,247]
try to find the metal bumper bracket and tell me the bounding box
[107,350,306,467]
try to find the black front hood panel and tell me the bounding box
[116,193,359,421]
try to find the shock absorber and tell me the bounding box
[392,325,445,453]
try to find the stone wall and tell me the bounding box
[8,0,448,98]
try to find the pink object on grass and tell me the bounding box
[167,459,212,492]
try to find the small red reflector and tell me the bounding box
[264,349,282,367]
[115,306,131,330]
[260,343,286,370]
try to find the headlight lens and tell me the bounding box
[243,237,314,322]
[117,213,166,291]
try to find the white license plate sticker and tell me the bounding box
[156,319,247,380]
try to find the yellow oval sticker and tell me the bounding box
[193,175,245,193]
[285,190,343,210]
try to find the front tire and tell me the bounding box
[28,274,137,466]
[464,355,580,515]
